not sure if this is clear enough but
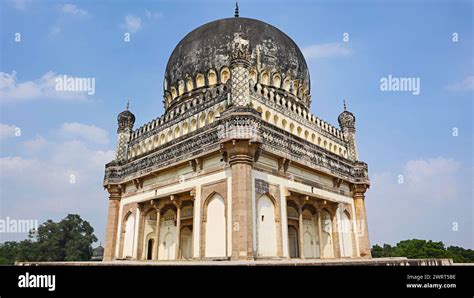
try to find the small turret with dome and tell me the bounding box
[338,100,358,161]
[116,101,135,161]
[117,101,135,133]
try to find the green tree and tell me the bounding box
[0,214,97,264]
[447,246,474,263]
[0,241,19,264]
[371,244,384,258]
[371,239,474,263]
[395,239,449,259]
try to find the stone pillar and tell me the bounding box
[223,139,260,260]
[298,205,305,259]
[354,184,371,257]
[103,185,121,261]
[153,207,161,261]
[332,208,342,258]
[136,204,146,260]
[317,210,324,259]
[175,202,182,260]
[280,190,290,259]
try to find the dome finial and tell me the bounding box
[126,100,130,110]
[234,1,239,18]
[343,99,347,111]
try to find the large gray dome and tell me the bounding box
[164,17,310,105]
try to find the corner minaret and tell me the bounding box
[230,28,251,106]
[338,100,358,161]
[116,101,135,161]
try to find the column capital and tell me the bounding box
[353,183,369,196]
[106,184,122,200]
[221,139,261,166]
[150,199,160,211]
[137,203,146,212]
[171,195,182,208]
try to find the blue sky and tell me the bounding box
[0,0,472,249]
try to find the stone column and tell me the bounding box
[331,208,341,258]
[317,210,324,259]
[103,185,121,261]
[280,190,290,259]
[175,201,182,260]
[136,204,146,260]
[354,184,371,257]
[298,205,305,259]
[222,28,258,260]
[223,139,260,260]
[153,207,161,261]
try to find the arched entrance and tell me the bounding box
[142,210,157,260]
[288,226,299,258]
[158,209,176,260]
[321,209,334,258]
[180,226,192,259]
[122,213,135,258]
[178,204,194,260]
[302,209,320,259]
[205,194,226,257]
[257,195,277,257]
[340,210,353,257]
[146,238,154,260]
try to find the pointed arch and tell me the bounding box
[257,194,277,257]
[320,208,334,258]
[122,211,135,258]
[272,73,281,88]
[203,192,226,257]
[178,80,185,96]
[186,76,194,92]
[340,209,353,257]
[196,73,205,88]
[260,70,270,85]
[220,67,231,84]
[208,69,217,85]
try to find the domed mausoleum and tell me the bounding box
[103,10,371,262]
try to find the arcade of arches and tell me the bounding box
[115,188,360,261]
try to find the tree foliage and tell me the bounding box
[371,239,474,263]
[0,214,97,264]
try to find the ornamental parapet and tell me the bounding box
[104,107,369,186]
[129,85,228,146]
[251,86,346,146]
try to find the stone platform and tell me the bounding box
[17,257,454,266]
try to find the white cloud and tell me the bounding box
[121,15,142,33]
[402,157,461,201]
[7,0,32,10]
[371,157,461,202]
[0,123,115,243]
[446,75,474,92]
[0,123,18,140]
[22,135,48,154]
[302,43,351,60]
[61,4,89,17]
[58,122,109,145]
[0,71,89,102]
[367,156,472,248]
[405,157,460,183]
